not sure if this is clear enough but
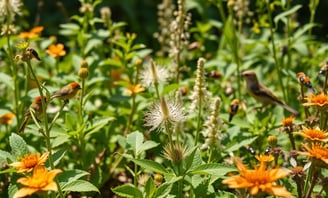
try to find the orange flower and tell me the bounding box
[298,143,328,164]
[303,92,328,108]
[13,165,62,198]
[282,116,295,127]
[124,84,145,96]
[46,43,66,58]
[19,26,44,39]
[222,158,291,198]
[255,154,274,163]
[294,126,328,142]
[0,113,15,125]
[10,152,49,173]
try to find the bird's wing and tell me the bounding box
[256,85,284,105]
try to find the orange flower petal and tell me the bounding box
[13,187,39,198]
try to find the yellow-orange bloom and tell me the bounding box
[0,113,15,125]
[13,165,62,198]
[124,84,145,96]
[222,158,291,198]
[255,154,274,163]
[298,143,328,164]
[46,43,66,58]
[282,116,295,127]
[19,26,44,39]
[303,92,328,108]
[294,126,328,142]
[10,152,49,173]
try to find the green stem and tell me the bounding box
[217,0,226,24]
[124,94,136,136]
[194,99,202,146]
[79,79,85,123]
[26,60,64,198]
[308,0,319,39]
[266,0,286,102]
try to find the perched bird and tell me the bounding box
[51,82,81,103]
[228,99,239,122]
[241,70,299,116]
[19,96,46,133]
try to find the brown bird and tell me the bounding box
[51,82,81,103]
[19,96,46,133]
[241,70,299,116]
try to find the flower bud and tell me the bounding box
[78,60,89,79]
[267,135,277,148]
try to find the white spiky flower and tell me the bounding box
[144,97,186,132]
[0,0,23,22]
[140,59,169,88]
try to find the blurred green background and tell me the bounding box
[23,0,328,51]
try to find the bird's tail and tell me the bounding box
[19,117,30,133]
[280,103,299,116]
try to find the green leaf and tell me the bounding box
[0,73,13,89]
[127,131,144,156]
[162,83,182,96]
[51,149,66,167]
[137,141,159,156]
[62,180,99,193]
[59,23,80,36]
[99,58,123,68]
[9,133,29,158]
[144,177,155,198]
[57,169,90,184]
[0,150,14,163]
[130,158,169,175]
[183,146,198,172]
[84,38,103,55]
[225,136,257,153]
[154,183,173,198]
[190,163,236,177]
[274,5,302,26]
[52,133,70,148]
[85,117,115,139]
[112,184,143,198]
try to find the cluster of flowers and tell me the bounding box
[9,152,62,198]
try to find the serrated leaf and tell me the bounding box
[62,180,99,193]
[131,158,169,175]
[190,163,236,177]
[9,133,29,158]
[112,184,143,198]
[225,136,258,153]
